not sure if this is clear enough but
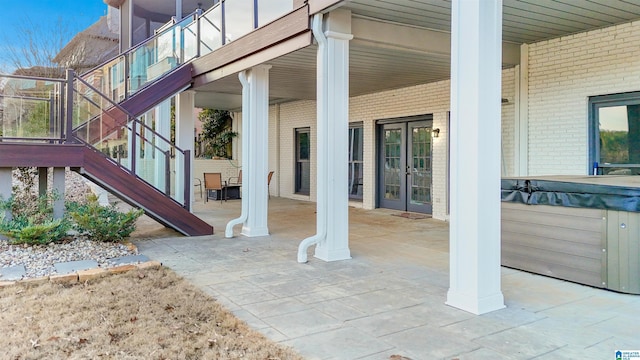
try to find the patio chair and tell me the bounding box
[268,171,274,198]
[194,177,203,199]
[204,172,226,203]
[228,169,242,186]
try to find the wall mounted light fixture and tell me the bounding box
[432,128,440,138]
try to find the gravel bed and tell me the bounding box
[0,238,137,279]
[1,169,139,280]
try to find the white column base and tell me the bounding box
[314,247,351,262]
[241,226,270,238]
[446,290,505,315]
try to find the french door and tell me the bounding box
[378,120,433,214]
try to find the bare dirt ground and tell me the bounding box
[0,267,302,360]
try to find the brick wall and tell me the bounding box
[350,80,451,219]
[278,100,316,201]
[502,69,516,177]
[527,20,640,175]
[272,68,515,221]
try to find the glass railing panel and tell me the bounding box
[131,121,182,201]
[72,78,131,147]
[0,75,65,141]
[200,5,223,55]
[128,42,153,95]
[80,56,126,104]
[225,0,254,43]
[182,20,199,62]
[257,0,293,27]
[127,16,195,96]
[72,76,188,206]
[100,121,133,169]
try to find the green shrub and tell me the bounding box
[0,216,70,245]
[67,199,144,243]
[0,194,70,245]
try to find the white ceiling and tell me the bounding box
[344,0,640,43]
[193,0,640,110]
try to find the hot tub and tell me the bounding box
[501,175,640,294]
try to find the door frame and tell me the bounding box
[376,114,434,214]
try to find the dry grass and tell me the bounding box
[0,267,303,360]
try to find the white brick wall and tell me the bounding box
[278,100,316,201]
[350,80,451,219]
[502,68,516,177]
[527,20,640,175]
[270,68,515,221]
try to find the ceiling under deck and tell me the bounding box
[193,0,640,110]
[345,0,640,43]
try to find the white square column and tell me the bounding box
[175,91,195,210]
[241,65,271,237]
[52,167,65,220]
[0,168,12,221]
[446,0,506,315]
[314,10,352,262]
[298,10,352,262]
[155,99,172,193]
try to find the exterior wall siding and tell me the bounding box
[527,20,640,175]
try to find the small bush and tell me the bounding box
[0,194,70,245]
[0,216,70,245]
[67,198,144,243]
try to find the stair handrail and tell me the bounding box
[70,71,192,209]
[71,74,182,153]
[0,73,65,82]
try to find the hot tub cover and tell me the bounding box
[501,176,640,212]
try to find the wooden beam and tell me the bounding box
[0,143,85,167]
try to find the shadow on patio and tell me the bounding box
[134,198,639,359]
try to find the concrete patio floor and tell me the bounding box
[134,197,639,359]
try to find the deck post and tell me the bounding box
[241,65,271,237]
[446,0,505,315]
[38,167,48,198]
[52,167,65,220]
[0,168,12,221]
[155,99,171,192]
[65,69,74,143]
[175,91,195,210]
[313,9,352,262]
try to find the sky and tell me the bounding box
[0,0,109,71]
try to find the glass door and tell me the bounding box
[379,123,406,211]
[295,128,310,194]
[407,122,432,213]
[378,120,433,214]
